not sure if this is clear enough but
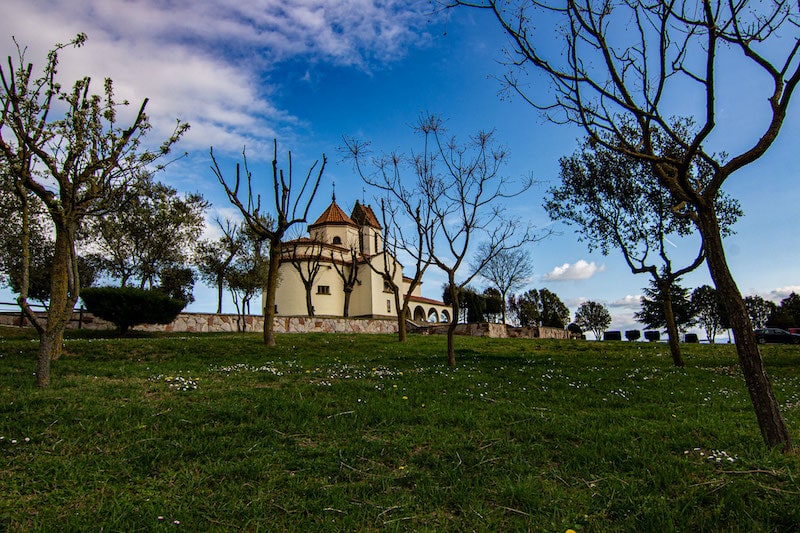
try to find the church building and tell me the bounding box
[271,197,450,322]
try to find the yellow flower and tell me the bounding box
[566,529,577,533]
[402,396,408,400]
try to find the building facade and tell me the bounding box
[270,198,450,322]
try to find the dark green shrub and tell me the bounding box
[625,329,641,341]
[81,286,186,335]
[603,330,622,341]
[644,330,661,342]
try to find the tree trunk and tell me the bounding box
[262,237,281,347]
[447,283,459,367]
[342,288,352,318]
[37,226,77,386]
[698,209,792,451]
[216,274,224,314]
[395,291,407,342]
[661,282,684,367]
[304,284,314,316]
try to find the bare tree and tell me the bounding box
[474,245,533,325]
[450,0,799,450]
[329,238,361,317]
[353,113,536,365]
[344,140,436,342]
[0,34,187,387]
[284,237,325,316]
[212,141,325,346]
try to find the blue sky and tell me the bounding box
[2,0,798,336]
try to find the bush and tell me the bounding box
[81,286,186,335]
[644,330,661,342]
[625,330,641,342]
[684,333,699,343]
[603,330,622,341]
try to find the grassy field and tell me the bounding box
[1,328,800,531]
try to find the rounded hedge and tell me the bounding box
[81,286,186,335]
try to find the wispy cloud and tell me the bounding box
[543,260,605,281]
[0,0,431,155]
[610,294,642,309]
[765,285,800,302]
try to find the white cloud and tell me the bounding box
[543,260,605,281]
[610,295,642,308]
[0,0,430,157]
[766,286,800,302]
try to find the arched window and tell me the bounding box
[332,236,342,245]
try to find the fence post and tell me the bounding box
[78,306,84,329]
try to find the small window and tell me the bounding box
[383,280,393,293]
[387,299,392,313]
[317,285,331,295]
[332,236,342,245]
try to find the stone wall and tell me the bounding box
[417,322,570,339]
[0,311,398,335]
[0,310,570,339]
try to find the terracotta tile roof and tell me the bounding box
[351,201,382,230]
[409,295,446,306]
[309,200,357,228]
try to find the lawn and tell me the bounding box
[1,329,800,531]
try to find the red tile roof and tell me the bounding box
[351,201,382,230]
[309,200,357,228]
[409,295,446,306]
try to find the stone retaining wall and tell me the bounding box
[0,310,570,339]
[413,322,570,339]
[0,311,398,335]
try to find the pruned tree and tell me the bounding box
[212,141,325,346]
[546,133,741,366]
[284,237,325,316]
[351,113,538,365]
[0,34,187,387]
[343,142,436,342]
[450,0,799,450]
[575,300,612,341]
[474,245,533,325]
[194,218,245,313]
[329,238,361,317]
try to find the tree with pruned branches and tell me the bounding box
[349,113,540,365]
[212,141,325,346]
[0,34,187,387]
[473,245,533,325]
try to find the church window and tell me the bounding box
[317,285,331,295]
[332,236,342,245]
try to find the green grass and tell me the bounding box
[2,329,800,531]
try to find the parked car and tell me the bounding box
[754,328,800,344]
[788,327,800,335]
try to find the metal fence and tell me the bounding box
[0,301,89,329]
